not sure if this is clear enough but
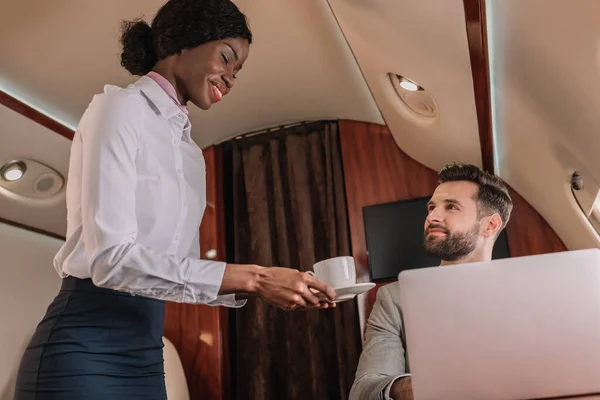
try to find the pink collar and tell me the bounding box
[147,71,188,115]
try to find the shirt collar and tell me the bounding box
[133,75,193,143]
[146,72,189,115]
[134,75,188,122]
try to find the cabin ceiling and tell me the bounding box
[328,0,482,171]
[1,0,600,252]
[0,0,383,147]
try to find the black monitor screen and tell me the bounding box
[363,196,511,281]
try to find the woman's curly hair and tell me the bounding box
[120,0,252,76]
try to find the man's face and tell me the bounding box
[424,181,482,261]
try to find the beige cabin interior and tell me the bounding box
[1,0,600,399]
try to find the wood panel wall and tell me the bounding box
[505,187,567,257]
[338,120,439,321]
[338,119,567,324]
[164,145,230,400]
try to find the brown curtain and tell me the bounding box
[226,121,361,400]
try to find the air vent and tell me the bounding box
[33,173,61,196]
[398,91,437,118]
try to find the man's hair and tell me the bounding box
[438,163,513,230]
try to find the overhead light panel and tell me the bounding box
[388,73,437,119]
[0,159,64,200]
[1,160,27,181]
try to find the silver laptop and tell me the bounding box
[397,248,600,400]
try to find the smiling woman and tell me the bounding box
[119,0,251,110]
[12,1,336,399]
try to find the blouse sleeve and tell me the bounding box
[188,229,246,308]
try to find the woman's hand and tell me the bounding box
[220,264,337,310]
[254,267,336,311]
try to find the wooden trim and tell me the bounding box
[0,217,65,241]
[0,90,74,140]
[213,145,231,400]
[463,0,494,173]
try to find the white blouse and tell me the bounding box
[53,76,243,307]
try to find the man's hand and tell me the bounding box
[390,376,413,400]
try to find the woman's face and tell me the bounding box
[174,37,250,110]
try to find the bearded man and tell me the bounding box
[349,163,514,400]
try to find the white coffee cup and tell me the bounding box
[307,256,356,289]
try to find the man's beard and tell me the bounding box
[424,222,480,261]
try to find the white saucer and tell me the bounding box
[315,282,376,303]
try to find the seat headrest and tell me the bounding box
[163,336,190,400]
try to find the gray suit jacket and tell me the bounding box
[350,282,410,400]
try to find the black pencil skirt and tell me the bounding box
[13,276,167,400]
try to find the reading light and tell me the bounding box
[398,76,421,92]
[387,73,437,119]
[400,80,418,91]
[388,73,424,92]
[1,160,27,182]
